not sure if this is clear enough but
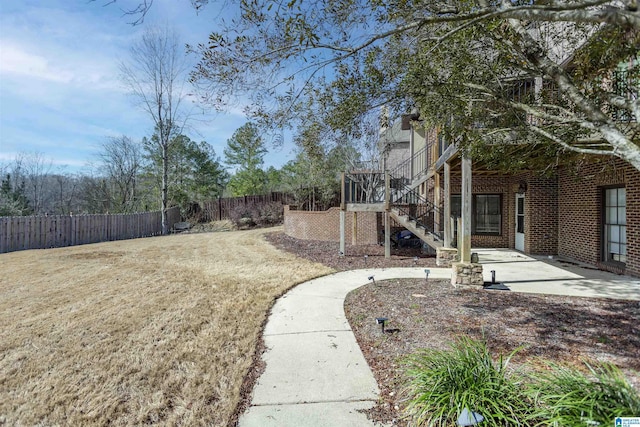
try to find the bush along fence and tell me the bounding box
[0,207,181,254]
[198,192,294,222]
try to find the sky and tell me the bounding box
[0,0,296,175]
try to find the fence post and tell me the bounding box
[0,217,5,253]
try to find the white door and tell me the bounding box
[515,194,525,252]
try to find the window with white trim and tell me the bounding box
[603,187,627,264]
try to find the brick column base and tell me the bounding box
[436,247,458,267]
[451,262,484,287]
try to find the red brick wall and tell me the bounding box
[437,156,638,276]
[558,158,640,277]
[522,174,559,255]
[283,206,380,244]
[449,173,559,255]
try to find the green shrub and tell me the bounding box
[526,361,640,426]
[402,336,531,426]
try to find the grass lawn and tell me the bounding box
[0,227,333,426]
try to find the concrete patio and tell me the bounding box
[476,248,640,301]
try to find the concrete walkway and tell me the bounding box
[240,254,640,427]
[239,268,452,427]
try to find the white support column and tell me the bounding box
[352,212,357,246]
[384,211,391,258]
[340,210,346,255]
[450,155,483,287]
[434,172,441,235]
[460,155,472,263]
[384,171,391,258]
[340,172,346,256]
[443,162,452,247]
[409,125,415,180]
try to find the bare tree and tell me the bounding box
[49,170,82,215]
[0,155,88,215]
[14,152,52,215]
[120,26,189,233]
[343,111,385,203]
[98,135,143,213]
[78,173,112,214]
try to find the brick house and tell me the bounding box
[284,116,639,278]
[405,120,639,278]
[383,42,638,280]
[287,49,637,281]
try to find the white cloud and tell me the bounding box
[0,1,293,173]
[0,38,124,94]
[0,42,75,83]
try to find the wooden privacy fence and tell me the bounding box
[200,192,293,222]
[0,207,181,254]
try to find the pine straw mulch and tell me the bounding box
[265,232,640,426]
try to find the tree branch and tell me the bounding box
[529,124,614,155]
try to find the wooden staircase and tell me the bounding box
[343,144,444,251]
[390,208,443,250]
[387,146,443,251]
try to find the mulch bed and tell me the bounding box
[265,231,438,271]
[264,232,640,426]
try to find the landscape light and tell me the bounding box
[368,275,375,285]
[457,408,484,426]
[413,256,418,265]
[491,270,496,284]
[375,317,388,333]
[364,254,368,265]
[339,251,344,257]
[424,269,430,280]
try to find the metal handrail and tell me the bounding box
[385,142,445,239]
[388,144,430,186]
[392,187,443,240]
[610,69,637,123]
[342,138,445,239]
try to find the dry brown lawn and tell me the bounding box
[0,227,333,426]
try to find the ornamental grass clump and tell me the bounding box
[526,361,640,426]
[402,336,531,426]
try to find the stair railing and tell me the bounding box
[388,144,431,191]
[392,186,444,241]
[386,143,445,240]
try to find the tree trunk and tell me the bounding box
[162,143,169,235]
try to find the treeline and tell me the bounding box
[0,121,357,219]
[0,137,227,218]
[0,24,383,221]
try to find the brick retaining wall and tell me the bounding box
[283,206,380,244]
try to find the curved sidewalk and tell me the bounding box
[239,259,640,427]
[239,267,451,427]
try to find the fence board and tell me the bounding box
[0,218,5,253]
[0,207,180,254]
[199,192,293,222]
